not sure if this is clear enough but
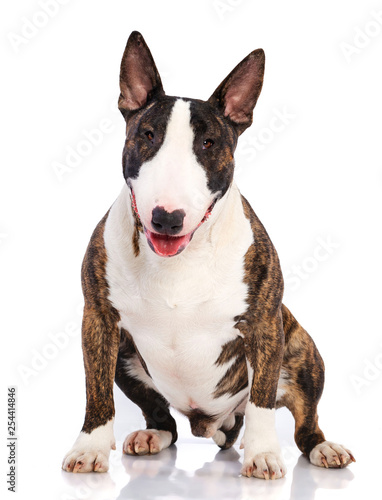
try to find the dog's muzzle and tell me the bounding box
[129,188,217,257]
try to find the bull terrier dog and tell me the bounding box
[62,31,355,479]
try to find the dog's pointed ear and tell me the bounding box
[207,49,265,135]
[119,31,164,115]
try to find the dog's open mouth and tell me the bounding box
[144,229,194,257]
[130,189,216,257]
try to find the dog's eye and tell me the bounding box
[144,130,155,144]
[203,139,214,150]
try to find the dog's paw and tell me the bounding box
[123,429,172,456]
[213,430,227,447]
[309,441,356,469]
[62,449,110,473]
[62,421,115,473]
[241,451,286,480]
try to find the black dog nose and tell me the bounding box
[151,206,185,235]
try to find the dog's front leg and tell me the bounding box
[241,311,285,480]
[62,305,120,473]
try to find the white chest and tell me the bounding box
[104,184,253,415]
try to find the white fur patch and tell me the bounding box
[62,419,115,473]
[241,402,286,479]
[243,403,281,455]
[131,99,213,235]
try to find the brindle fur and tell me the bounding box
[80,213,121,433]
[130,196,143,257]
[213,337,248,399]
[279,304,326,455]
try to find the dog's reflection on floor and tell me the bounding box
[117,444,354,500]
[289,454,354,500]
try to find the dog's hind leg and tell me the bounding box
[115,329,178,456]
[279,305,355,468]
[213,414,244,450]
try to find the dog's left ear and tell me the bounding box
[119,31,164,116]
[208,49,265,135]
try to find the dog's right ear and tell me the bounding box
[118,31,164,116]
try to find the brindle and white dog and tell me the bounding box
[62,31,355,479]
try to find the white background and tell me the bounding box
[1,1,381,499]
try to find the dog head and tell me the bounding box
[118,31,265,257]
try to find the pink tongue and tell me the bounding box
[148,231,191,257]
